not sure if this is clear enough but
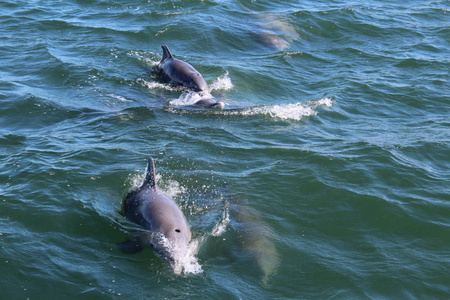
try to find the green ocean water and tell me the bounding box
[0,0,449,299]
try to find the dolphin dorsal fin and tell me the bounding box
[144,157,157,188]
[161,45,173,61]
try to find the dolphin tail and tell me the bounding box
[161,45,174,62]
[144,157,157,188]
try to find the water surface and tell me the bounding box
[1,0,449,298]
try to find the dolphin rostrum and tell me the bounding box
[119,157,192,273]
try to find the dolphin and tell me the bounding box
[232,202,279,287]
[192,97,225,109]
[158,45,208,92]
[210,195,279,286]
[119,157,192,274]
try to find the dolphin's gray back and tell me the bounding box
[158,45,207,92]
[124,157,190,235]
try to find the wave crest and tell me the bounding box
[228,97,333,121]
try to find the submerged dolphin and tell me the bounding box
[119,157,192,273]
[232,202,279,286]
[158,44,207,92]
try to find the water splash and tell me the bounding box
[167,72,233,107]
[155,234,203,275]
[164,97,334,121]
[173,238,203,275]
[240,103,315,120]
[127,171,144,190]
[211,204,230,237]
[128,50,159,67]
[209,72,234,91]
[225,97,333,121]
[168,91,207,106]
[314,97,333,108]
[137,78,182,92]
[157,177,186,199]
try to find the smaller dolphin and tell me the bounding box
[158,45,207,92]
[119,157,192,273]
[192,97,225,109]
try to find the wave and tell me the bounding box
[230,97,333,121]
[165,97,333,121]
[209,72,234,91]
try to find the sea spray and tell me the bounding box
[209,72,234,91]
[225,97,334,121]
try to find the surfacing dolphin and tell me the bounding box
[159,44,207,92]
[119,157,192,274]
[158,45,224,109]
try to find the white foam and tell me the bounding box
[128,50,159,67]
[224,97,333,121]
[137,78,180,91]
[155,233,202,275]
[106,93,131,102]
[158,178,186,199]
[127,171,144,190]
[313,97,333,108]
[128,166,187,201]
[167,73,234,107]
[168,91,206,106]
[175,238,203,275]
[242,103,315,120]
[209,72,234,91]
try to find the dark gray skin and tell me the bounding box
[119,157,191,273]
[157,45,225,109]
[158,45,207,92]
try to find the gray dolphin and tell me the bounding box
[231,202,279,286]
[158,45,207,92]
[157,45,225,108]
[119,157,192,273]
[192,97,225,109]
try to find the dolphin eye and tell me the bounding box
[175,229,181,233]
